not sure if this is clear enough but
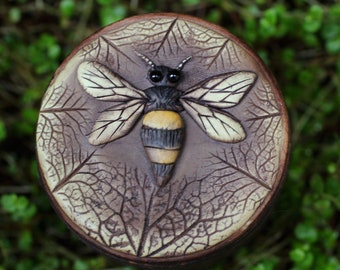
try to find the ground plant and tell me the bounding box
[0,1,339,269]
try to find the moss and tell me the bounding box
[0,1,339,269]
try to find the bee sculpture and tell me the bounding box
[77,53,257,187]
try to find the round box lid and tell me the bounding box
[36,13,290,267]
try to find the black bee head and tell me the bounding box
[135,52,192,87]
[148,66,181,87]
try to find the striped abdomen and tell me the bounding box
[141,110,184,187]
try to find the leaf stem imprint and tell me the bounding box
[210,152,272,191]
[52,151,96,192]
[137,187,156,256]
[153,18,178,56]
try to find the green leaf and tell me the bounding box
[74,259,89,270]
[99,5,127,26]
[28,34,61,74]
[0,120,6,141]
[60,0,75,17]
[326,38,340,54]
[259,8,278,39]
[15,259,34,270]
[294,223,318,243]
[314,198,333,219]
[329,4,340,18]
[301,252,314,268]
[290,248,306,263]
[320,228,338,250]
[244,18,257,43]
[182,0,201,5]
[310,174,324,193]
[207,8,222,24]
[21,87,43,105]
[298,69,314,86]
[303,5,324,33]
[327,163,336,174]
[303,33,320,47]
[21,107,39,124]
[9,7,21,23]
[290,245,314,268]
[16,107,39,135]
[251,258,279,270]
[18,230,33,251]
[97,0,113,5]
[0,194,37,222]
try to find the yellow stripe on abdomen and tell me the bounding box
[144,147,180,164]
[142,110,184,130]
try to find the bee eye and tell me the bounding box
[149,70,163,83]
[168,70,180,83]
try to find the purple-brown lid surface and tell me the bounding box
[36,13,290,267]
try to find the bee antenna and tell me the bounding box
[176,56,192,71]
[135,51,155,69]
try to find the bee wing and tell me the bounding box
[180,99,246,143]
[183,71,257,108]
[77,61,145,101]
[88,99,145,145]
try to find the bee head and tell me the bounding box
[148,66,181,87]
[135,51,191,87]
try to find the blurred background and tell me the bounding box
[0,1,339,269]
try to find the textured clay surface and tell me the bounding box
[36,14,289,265]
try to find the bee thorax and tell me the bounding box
[144,86,183,112]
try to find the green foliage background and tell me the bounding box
[1,1,339,269]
